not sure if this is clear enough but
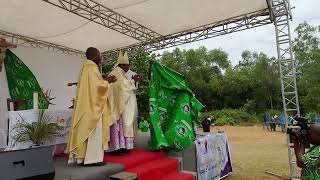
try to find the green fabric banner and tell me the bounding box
[149,60,203,152]
[4,49,49,110]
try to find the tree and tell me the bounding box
[160,47,281,113]
[215,51,281,113]
[293,22,320,113]
[160,47,230,111]
[251,53,281,112]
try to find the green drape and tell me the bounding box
[149,60,203,152]
[4,49,49,110]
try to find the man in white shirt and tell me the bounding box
[126,69,142,89]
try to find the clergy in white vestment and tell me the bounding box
[106,51,143,155]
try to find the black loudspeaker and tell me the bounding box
[0,146,55,180]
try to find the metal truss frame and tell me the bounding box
[42,0,162,42]
[1,1,273,62]
[271,0,300,179]
[0,1,301,179]
[0,30,85,56]
[102,8,272,61]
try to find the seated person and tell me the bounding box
[293,124,320,180]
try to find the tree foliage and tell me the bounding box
[161,47,230,111]
[293,22,320,113]
[101,22,320,122]
[160,47,281,114]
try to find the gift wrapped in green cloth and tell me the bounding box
[148,60,203,152]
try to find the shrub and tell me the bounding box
[215,116,236,126]
[267,109,282,116]
[201,108,259,125]
[306,112,317,123]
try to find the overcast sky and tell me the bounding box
[155,0,320,66]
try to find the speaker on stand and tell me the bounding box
[0,146,55,180]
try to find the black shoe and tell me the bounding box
[110,150,121,156]
[119,149,129,154]
[78,162,85,166]
[84,162,106,167]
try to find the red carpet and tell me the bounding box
[104,149,194,180]
[103,149,165,170]
[160,172,194,180]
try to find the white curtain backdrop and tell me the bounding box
[0,46,82,148]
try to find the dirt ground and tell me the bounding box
[207,125,300,180]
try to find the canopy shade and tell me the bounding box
[0,0,270,53]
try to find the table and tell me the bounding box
[195,133,233,180]
[6,109,72,151]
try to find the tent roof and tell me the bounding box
[0,0,271,54]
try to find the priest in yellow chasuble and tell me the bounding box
[106,51,143,155]
[67,47,117,166]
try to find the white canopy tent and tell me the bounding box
[0,0,300,178]
[0,0,272,146]
[0,0,271,55]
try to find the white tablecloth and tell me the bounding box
[6,109,72,151]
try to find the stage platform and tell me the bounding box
[54,156,124,180]
[53,132,150,180]
[53,132,195,180]
[2,131,231,180]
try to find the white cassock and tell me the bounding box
[126,70,138,89]
[126,69,139,133]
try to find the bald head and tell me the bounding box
[309,124,320,134]
[86,47,101,65]
[308,124,320,145]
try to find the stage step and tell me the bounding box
[160,172,194,180]
[104,149,166,170]
[105,149,193,180]
[181,170,197,180]
[127,157,179,180]
[170,156,183,171]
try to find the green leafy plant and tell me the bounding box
[201,108,259,125]
[12,110,63,146]
[138,120,149,132]
[267,109,282,117]
[215,116,236,126]
[306,112,317,123]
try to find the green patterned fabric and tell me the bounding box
[149,60,203,152]
[4,49,48,110]
[301,145,320,180]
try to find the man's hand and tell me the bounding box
[132,74,144,82]
[67,82,78,86]
[106,75,117,83]
[291,133,300,143]
[292,134,304,154]
[292,134,306,168]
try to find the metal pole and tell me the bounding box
[271,0,300,179]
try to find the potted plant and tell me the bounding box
[12,110,63,147]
